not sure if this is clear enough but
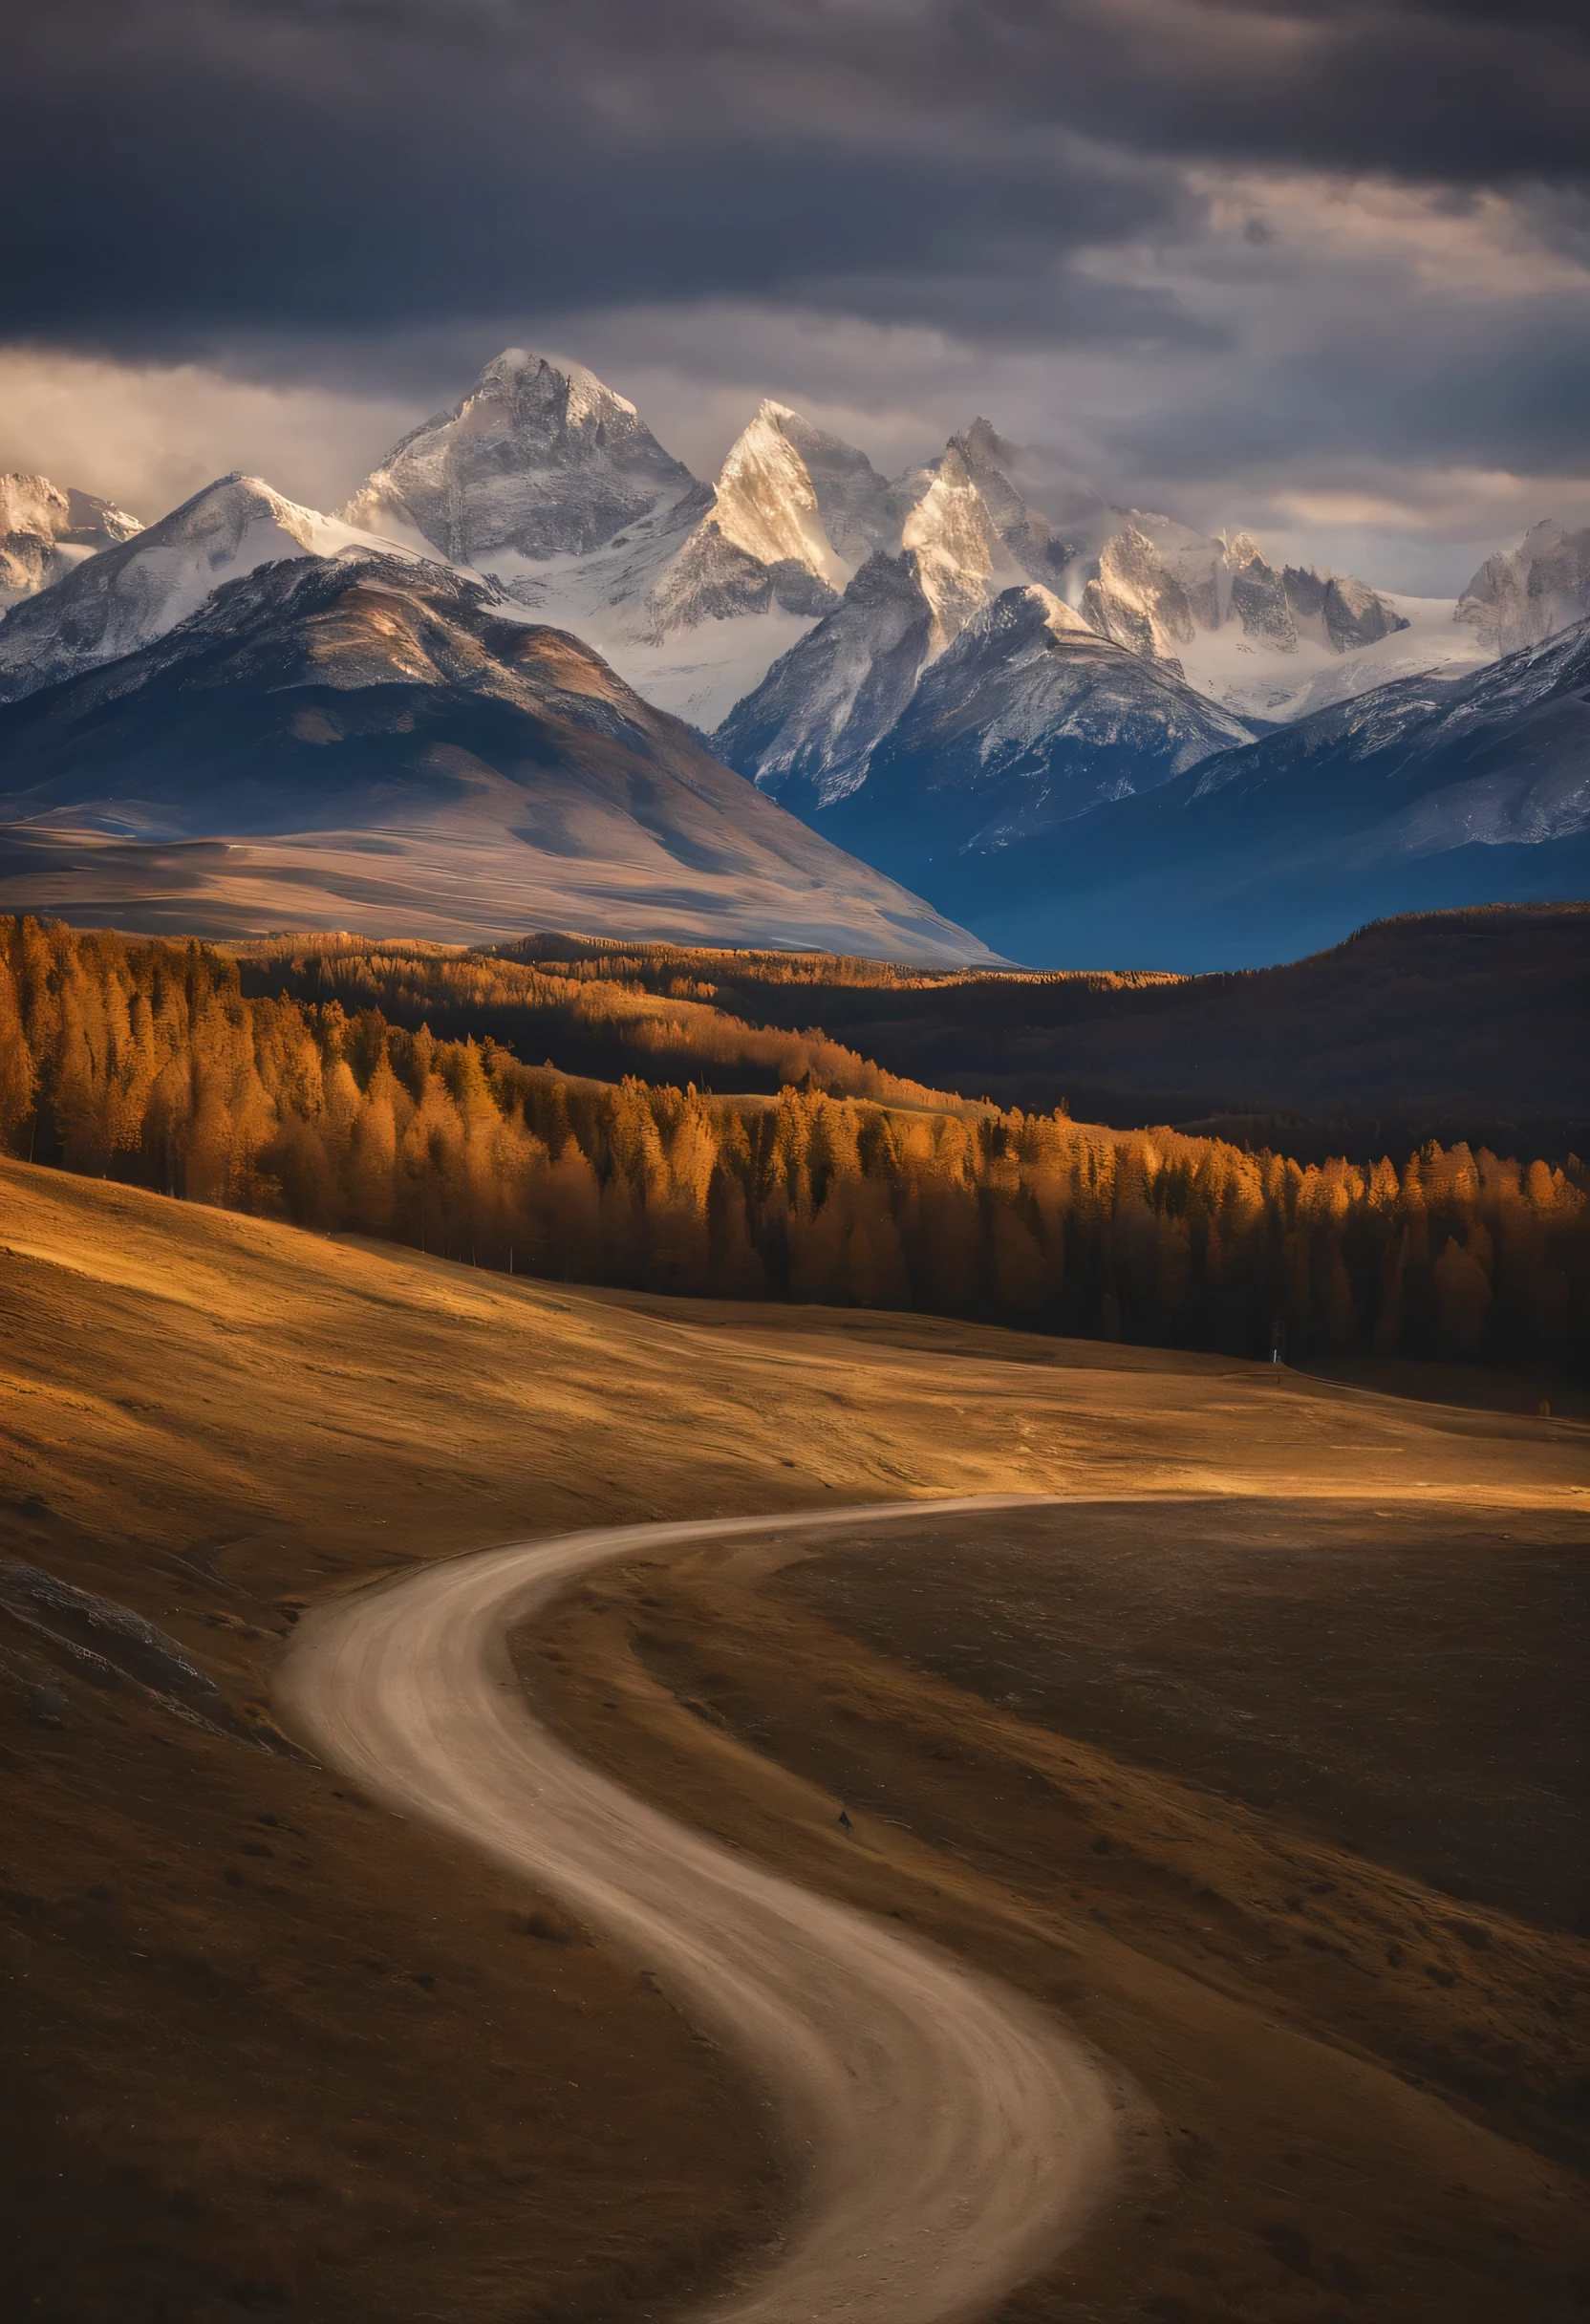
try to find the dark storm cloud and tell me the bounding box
[1104,289,1590,485]
[3,0,1586,355]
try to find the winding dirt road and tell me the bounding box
[273,1501,1124,2323]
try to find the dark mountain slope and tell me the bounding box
[0,555,994,963]
[713,550,935,812]
[943,618,1590,968]
[495,902,1590,1160]
[816,586,1253,893]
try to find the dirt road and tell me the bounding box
[274,1500,1125,2324]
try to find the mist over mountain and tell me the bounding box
[1,473,142,611]
[1456,520,1590,658]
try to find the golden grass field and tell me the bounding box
[1,1153,1586,2322]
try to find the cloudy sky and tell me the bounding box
[5,0,1587,592]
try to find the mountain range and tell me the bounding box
[941,615,1590,970]
[1,346,1586,968]
[0,553,991,962]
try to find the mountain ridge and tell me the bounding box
[939,615,1590,967]
[0,550,996,964]
[1,472,143,611]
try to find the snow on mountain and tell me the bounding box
[705,401,853,586]
[1185,612,1590,839]
[339,352,1492,748]
[813,585,1255,896]
[1063,518,1416,717]
[343,361,892,728]
[341,348,698,563]
[4,344,1569,850]
[945,616,1590,970]
[773,405,898,566]
[1455,518,1590,656]
[1213,592,1492,722]
[0,473,419,705]
[715,550,936,812]
[0,549,997,965]
[893,443,1026,654]
[946,420,1124,577]
[0,473,142,610]
[891,421,1443,725]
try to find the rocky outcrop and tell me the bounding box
[342,349,697,563]
[1456,518,1590,656]
[0,473,141,610]
[715,550,935,809]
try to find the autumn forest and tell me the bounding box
[3,919,1584,1370]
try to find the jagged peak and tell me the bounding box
[709,407,850,588]
[965,582,1101,648]
[469,346,641,420]
[953,415,1016,467]
[1,471,143,542]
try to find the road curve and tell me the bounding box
[273,1499,1124,2324]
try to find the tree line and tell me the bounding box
[3,919,1584,1369]
[230,934,964,1109]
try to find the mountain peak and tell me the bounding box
[1456,516,1590,656]
[477,346,643,425]
[342,352,696,566]
[1,471,144,610]
[0,471,417,706]
[899,449,1020,653]
[710,406,850,588]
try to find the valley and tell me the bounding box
[2,1159,1584,2321]
[6,13,1586,2324]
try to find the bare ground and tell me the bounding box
[1,1155,1586,2321]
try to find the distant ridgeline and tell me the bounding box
[2,919,1584,1371]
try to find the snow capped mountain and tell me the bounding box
[4,346,1580,978]
[893,443,1025,653]
[813,585,1255,896]
[0,473,419,705]
[0,473,141,610]
[337,350,1551,753]
[715,550,936,813]
[342,348,698,564]
[704,401,854,587]
[944,419,1081,591]
[637,404,845,638]
[1060,519,1417,718]
[944,616,1590,969]
[1179,612,1590,853]
[1247,593,1492,721]
[1455,518,1590,656]
[0,550,997,965]
[892,420,1436,724]
[771,404,898,567]
[340,364,919,730]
